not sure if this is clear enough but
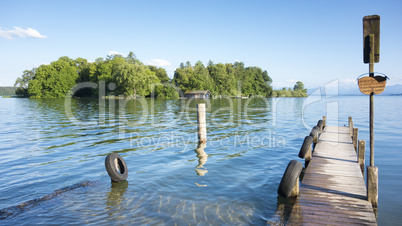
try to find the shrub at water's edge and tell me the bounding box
[13,52,307,98]
[271,81,308,97]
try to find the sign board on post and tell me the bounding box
[363,15,380,63]
[358,76,386,95]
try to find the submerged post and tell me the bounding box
[197,103,207,143]
[358,140,365,176]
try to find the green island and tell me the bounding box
[13,52,307,98]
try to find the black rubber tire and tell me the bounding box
[105,153,128,182]
[317,120,324,131]
[298,136,313,159]
[277,160,303,198]
[309,126,319,137]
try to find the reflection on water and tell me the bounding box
[195,143,208,177]
[106,181,129,216]
[268,194,296,224]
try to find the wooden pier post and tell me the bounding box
[353,128,358,152]
[323,116,326,128]
[312,134,317,150]
[367,166,378,207]
[349,120,353,137]
[310,127,319,150]
[290,180,299,198]
[358,140,365,177]
[305,145,312,168]
[197,103,207,143]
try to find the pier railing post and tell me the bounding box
[197,103,207,143]
[358,140,365,177]
[353,128,358,152]
[323,116,326,128]
[305,145,312,168]
[349,121,353,137]
[367,166,378,207]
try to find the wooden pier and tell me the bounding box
[287,126,377,225]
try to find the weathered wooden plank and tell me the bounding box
[287,126,377,225]
[289,207,377,221]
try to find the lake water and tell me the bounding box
[0,95,401,225]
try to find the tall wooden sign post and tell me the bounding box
[360,15,381,208]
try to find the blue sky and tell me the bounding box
[1,0,401,88]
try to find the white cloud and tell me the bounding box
[234,59,241,62]
[144,59,172,67]
[0,27,47,39]
[108,51,124,56]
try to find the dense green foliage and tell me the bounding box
[0,87,17,96]
[172,61,272,97]
[14,52,172,98]
[14,52,306,98]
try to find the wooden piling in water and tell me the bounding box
[290,179,299,198]
[305,145,312,168]
[312,133,318,150]
[197,103,207,143]
[358,140,365,177]
[323,116,326,128]
[353,128,358,152]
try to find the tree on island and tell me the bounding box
[293,81,307,93]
